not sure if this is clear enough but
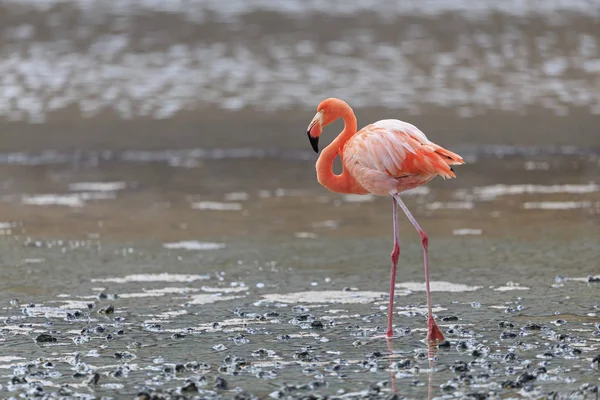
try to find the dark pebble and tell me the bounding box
[310,320,324,329]
[86,373,100,385]
[502,380,522,389]
[98,305,114,315]
[11,376,27,384]
[464,392,488,400]
[35,333,57,344]
[579,383,598,393]
[264,312,279,318]
[451,360,470,373]
[438,340,451,349]
[215,376,228,390]
[498,321,514,328]
[521,322,543,331]
[517,372,536,384]
[500,331,518,339]
[181,381,198,393]
[441,316,459,322]
[252,348,269,358]
[294,351,313,362]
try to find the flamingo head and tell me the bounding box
[306,98,341,153]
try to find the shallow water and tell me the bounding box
[1,1,600,399]
[0,146,599,399]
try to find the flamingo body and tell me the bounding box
[306,98,464,343]
[344,119,463,196]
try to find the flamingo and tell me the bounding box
[306,98,464,342]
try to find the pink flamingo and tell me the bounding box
[306,98,464,342]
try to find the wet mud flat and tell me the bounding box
[0,241,598,400]
[0,148,599,399]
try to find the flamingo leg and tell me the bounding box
[386,197,400,338]
[393,195,445,343]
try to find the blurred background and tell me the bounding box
[1,0,600,152]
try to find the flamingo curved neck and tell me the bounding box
[315,107,366,194]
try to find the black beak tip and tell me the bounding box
[307,131,319,153]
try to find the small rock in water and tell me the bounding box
[214,376,228,390]
[442,316,459,322]
[517,372,536,384]
[232,334,250,345]
[171,333,186,340]
[98,304,114,315]
[521,322,543,331]
[35,334,57,344]
[9,299,19,306]
[500,331,518,339]
[311,320,324,329]
[181,381,198,393]
[451,360,470,373]
[86,373,100,385]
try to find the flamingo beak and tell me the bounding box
[307,111,323,153]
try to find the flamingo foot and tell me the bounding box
[426,316,445,344]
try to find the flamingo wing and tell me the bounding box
[345,119,464,181]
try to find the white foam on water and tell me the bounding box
[562,276,600,282]
[91,273,210,283]
[426,201,474,210]
[493,285,530,291]
[523,201,593,210]
[312,220,339,229]
[0,222,14,229]
[0,356,25,363]
[396,305,447,313]
[524,161,550,170]
[200,286,248,293]
[191,201,242,211]
[68,181,126,192]
[452,228,483,236]
[21,194,84,207]
[294,232,318,239]
[21,192,117,207]
[261,290,390,304]
[224,192,249,201]
[402,187,431,196]
[118,287,200,298]
[396,281,482,292]
[163,241,226,250]
[274,189,311,197]
[473,183,599,199]
[152,310,188,319]
[186,294,242,305]
[343,194,376,203]
[23,258,45,263]
[59,300,95,309]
